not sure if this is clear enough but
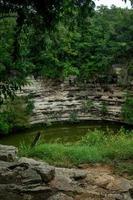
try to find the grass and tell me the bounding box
[19,128,133,174]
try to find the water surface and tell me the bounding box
[0,121,132,147]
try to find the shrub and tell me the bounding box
[80,129,106,146]
[82,99,94,113]
[122,94,133,124]
[0,97,34,134]
[100,102,108,116]
[0,116,10,134]
[69,111,78,123]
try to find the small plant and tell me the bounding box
[69,111,78,123]
[100,102,108,116]
[122,93,133,124]
[19,142,31,157]
[0,116,10,134]
[82,99,94,113]
[26,100,35,115]
[80,129,106,146]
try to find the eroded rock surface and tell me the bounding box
[0,144,18,162]
[18,78,133,124]
[0,145,132,200]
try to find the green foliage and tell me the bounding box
[0,116,10,134]
[100,102,108,116]
[0,97,34,134]
[19,128,133,169]
[80,129,106,145]
[0,5,133,100]
[26,99,35,115]
[0,0,95,100]
[82,99,94,113]
[31,6,133,82]
[69,111,78,123]
[122,94,133,124]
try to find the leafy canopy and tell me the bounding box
[0,0,132,101]
[0,0,95,101]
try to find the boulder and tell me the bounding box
[106,178,132,192]
[95,175,115,188]
[47,193,73,200]
[0,145,18,162]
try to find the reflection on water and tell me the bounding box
[0,121,132,147]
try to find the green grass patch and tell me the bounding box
[19,129,133,171]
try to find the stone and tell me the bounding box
[50,176,74,192]
[0,161,13,170]
[35,165,55,183]
[0,169,21,184]
[75,191,104,200]
[50,174,83,194]
[95,175,115,188]
[20,185,52,193]
[18,77,129,124]
[71,171,87,180]
[0,144,133,200]
[47,193,73,200]
[106,178,132,192]
[107,194,123,200]
[123,192,133,200]
[21,168,42,184]
[0,145,18,162]
[11,157,55,184]
[18,157,48,167]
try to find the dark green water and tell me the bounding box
[0,121,132,147]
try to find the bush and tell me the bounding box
[0,97,34,134]
[122,94,133,124]
[69,111,78,123]
[0,116,10,134]
[80,129,106,146]
[100,102,108,116]
[82,99,94,113]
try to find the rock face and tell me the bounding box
[0,145,133,200]
[0,145,18,162]
[18,78,133,125]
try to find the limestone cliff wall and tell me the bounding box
[19,78,133,125]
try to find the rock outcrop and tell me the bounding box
[0,144,132,200]
[19,78,133,125]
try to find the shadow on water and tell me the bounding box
[0,120,133,147]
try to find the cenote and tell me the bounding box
[0,121,132,147]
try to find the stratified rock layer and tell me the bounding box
[18,78,133,125]
[0,145,133,200]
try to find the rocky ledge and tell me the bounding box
[19,78,133,124]
[0,144,132,200]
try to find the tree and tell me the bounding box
[0,0,132,101]
[37,5,133,84]
[0,0,95,102]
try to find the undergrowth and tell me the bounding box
[19,128,133,175]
